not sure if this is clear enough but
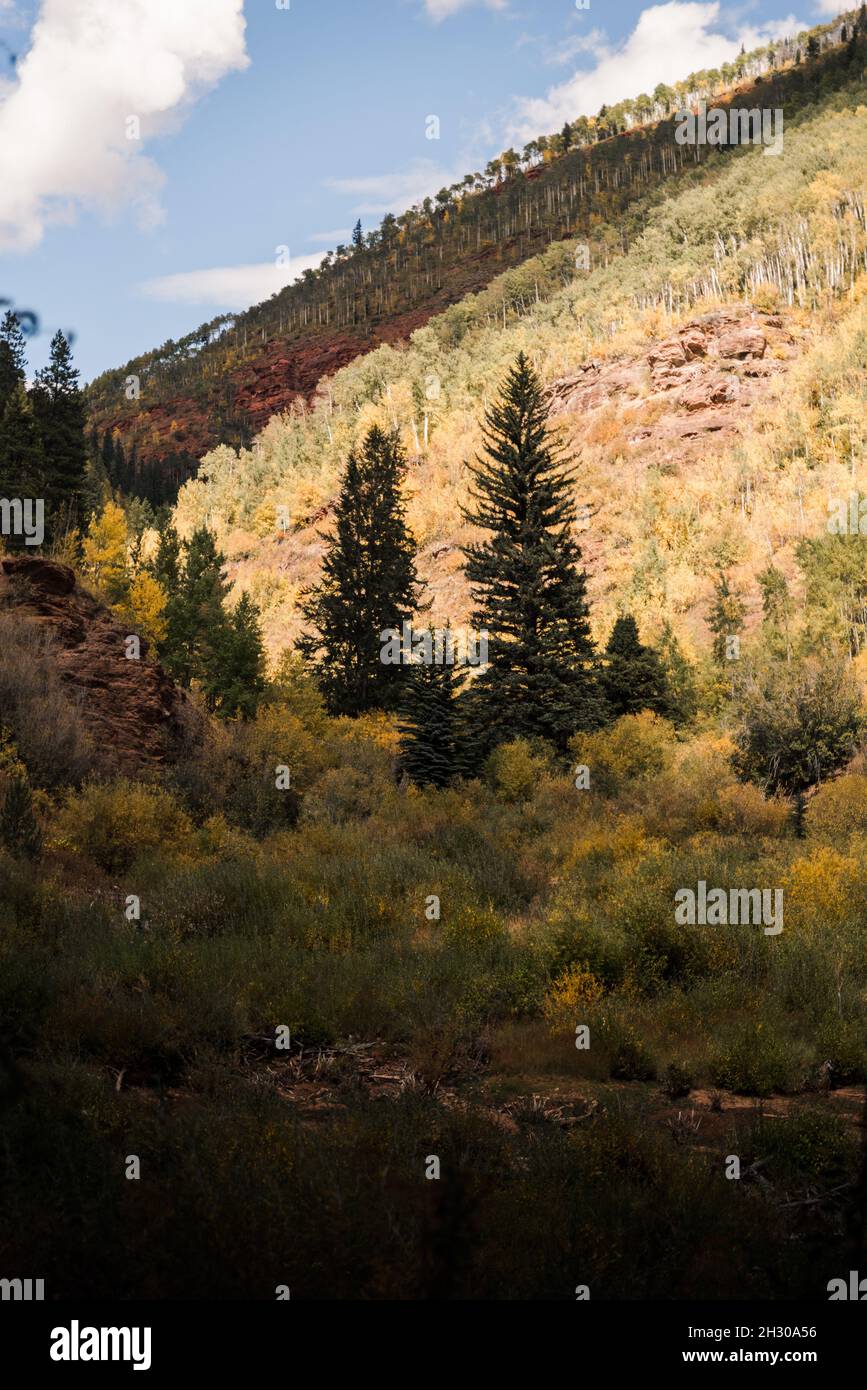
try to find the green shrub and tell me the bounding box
[53,779,193,872]
[710,1023,795,1096]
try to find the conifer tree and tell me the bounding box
[461,353,604,753]
[200,591,266,720]
[30,331,87,540]
[659,622,698,727]
[0,774,42,859]
[0,310,27,418]
[298,426,423,715]
[398,626,468,787]
[0,382,44,515]
[166,525,230,687]
[602,614,669,719]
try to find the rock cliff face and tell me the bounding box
[0,556,194,775]
[545,306,791,441]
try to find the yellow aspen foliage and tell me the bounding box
[125,571,168,646]
[82,501,129,603]
[785,847,860,936]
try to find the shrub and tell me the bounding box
[0,612,100,788]
[542,962,604,1030]
[570,711,677,797]
[710,1023,795,1096]
[608,1028,657,1081]
[483,738,553,803]
[814,1017,867,1085]
[732,656,863,795]
[751,1107,856,1184]
[0,774,42,859]
[712,782,790,838]
[662,1060,693,1099]
[53,780,194,872]
[807,773,867,839]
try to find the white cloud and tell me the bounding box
[507,2,803,145]
[139,254,326,312]
[326,159,465,216]
[423,0,507,21]
[813,0,845,12]
[0,0,248,253]
[307,227,353,246]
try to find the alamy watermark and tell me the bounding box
[828,493,867,534]
[674,881,783,936]
[1,1276,44,1300]
[675,103,784,157]
[0,498,44,547]
[380,622,489,667]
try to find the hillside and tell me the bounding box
[168,75,867,673]
[7,6,867,1309]
[85,14,856,501]
[0,556,196,776]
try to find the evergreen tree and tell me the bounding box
[0,774,42,859]
[81,435,111,522]
[0,382,44,514]
[602,614,669,719]
[398,626,468,788]
[461,353,604,754]
[153,519,182,594]
[166,525,230,687]
[758,562,793,660]
[298,426,424,716]
[352,219,363,249]
[0,310,27,418]
[30,331,87,540]
[659,623,698,727]
[200,591,266,720]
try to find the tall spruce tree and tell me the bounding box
[0,382,43,502]
[298,425,424,715]
[165,525,230,687]
[398,626,468,788]
[659,622,697,727]
[602,614,669,719]
[200,591,266,720]
[0,310,27,419]
[31,331,87,541]
[461,353,604,753]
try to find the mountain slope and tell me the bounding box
[85,15,858,499]
[169,77,867,669]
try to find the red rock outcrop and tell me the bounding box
[0,556,196,775]
[546,305,794,444]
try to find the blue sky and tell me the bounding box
[0,0,835,383]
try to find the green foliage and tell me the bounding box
[156,524,265,719]
[298,425,423,715]
[602,614,669,718]
[732,656,863,795]
[570,711,677,797]
[483,737,552,803]
[0,774,42,859]
[398,632,468,787]
[796,528,867,658]
[462,354,604,752]
[708,571,746,667]
[710,1023,795,1096]
[53,780,193,873]
[30,331,87,542]
[200,592,266,720]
